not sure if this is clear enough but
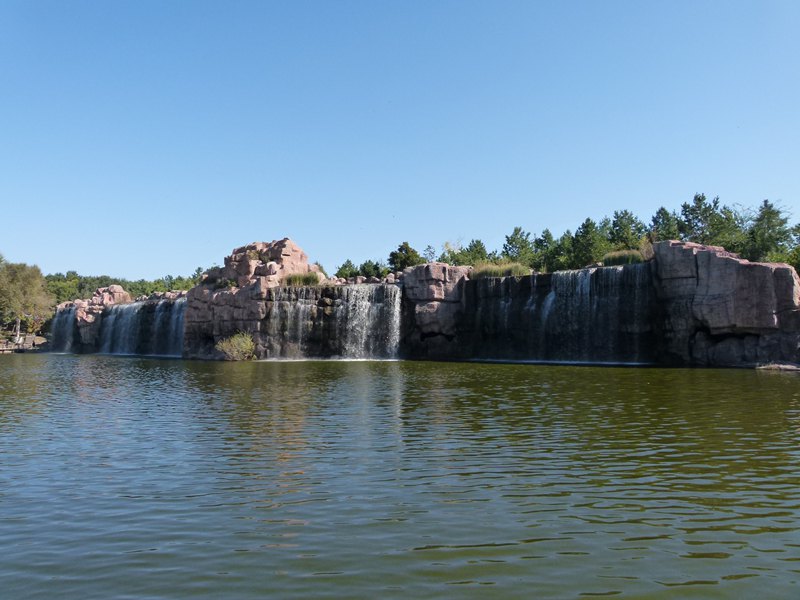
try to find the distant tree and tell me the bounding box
[388,242,425,271]
[743,200,792,262]
[571,218,611,268]
[423,245,437,262]
[358,259,389,279]
[502,227,536,267]
[0,261,54,340]
[550,231,574,271]
[335,259,359,279]
[532,229,555,272]
[678,193,747,253]
[650,207,681,241]
[609,209,647,250]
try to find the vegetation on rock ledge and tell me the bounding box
[215,332,256,361]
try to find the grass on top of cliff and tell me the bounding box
[471,262,531,279]
[601,250,645,266]
[284,273,320,286]
[215,332,256,361]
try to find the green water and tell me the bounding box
[1,354,799,598]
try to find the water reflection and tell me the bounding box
[0,355,799,598]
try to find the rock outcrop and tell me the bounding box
[55,285,133,350]
[201,238,324,289]
[653,241,800,365]
[184,239,402,359]
[401,262,472,356]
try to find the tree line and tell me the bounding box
[335,195,800,277]
[0,260,205,339]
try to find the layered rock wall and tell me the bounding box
[653,241,800,365]
[184,282,401,359]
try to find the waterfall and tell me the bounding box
[51,307,77,353]
[262,284,402,359]
[99,303,144,354]
[151,298,186,357]
[341,284,402,358]
[464,263,655,363]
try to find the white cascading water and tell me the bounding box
[50,306,77,353]
[264,284,402,359]
[151,297,186,357]
[99,303,144,355]
[60,298,188,357]
[341,284,402,358]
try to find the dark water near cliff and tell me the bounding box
[1,355,799,599]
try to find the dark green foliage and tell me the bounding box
[609,210,647,250]
[284,273,320,286]
[439,239,492,266]
[45,268,205,304]
[472,262,530,279]
[388,242,425,271]
[650,207,681,241]
[602,250,645,266]
[677,193,746,251]
[571,218,611,268]
[358,259,389,279]
[742,200,792,262]
[502,227,536,267]
[335,259,359,279]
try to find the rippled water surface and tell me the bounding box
[2,354,800,598]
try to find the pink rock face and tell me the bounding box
[201,238,320,290]
[184,238,332,358]
[654,240,800,364]
[402,263,472,302]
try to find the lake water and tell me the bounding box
[1,354,799,598]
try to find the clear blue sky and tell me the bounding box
[1,0,798,279]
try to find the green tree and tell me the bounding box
[650,207,680,241]
[388,242,425,271]
[0,261,54,340]
[335,259,359,279]
[358,259,389,279]
[532,229,555,272]
[502,227,536,267]
[609,210,646,250]
[423,245,437,262]
[571,218,611,268]
[743,200,792,262]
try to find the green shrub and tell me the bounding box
[471,262,531,279]
[601,250,645,266]
[284,272,320,286]
[215,332,256,361]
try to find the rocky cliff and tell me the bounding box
[53,285,132,351]
[653,241,800,365]
[400,242,800,366]
[51,238,800,367]
[184,238,401,359]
